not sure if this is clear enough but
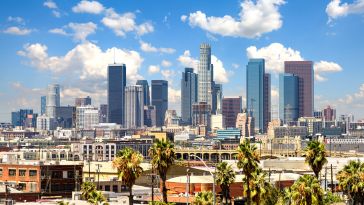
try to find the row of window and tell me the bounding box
[0,168,37,177]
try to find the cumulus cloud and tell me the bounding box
[168,87,181,104]
[161,69,175,80]
[211,55,229,83]
[49,22,97,42]
[49,28,68,35]
[7,16,24,24]
[161,60,172,67]
[101,8,154,36]
[43,0,57,9]
[148,65,160,74]
[326,0,364,22]
[183,0,285,38]
[72,0,105,14]
[139,41,175,54]
[314,61,343,82]
[177,50,198,68]
[3,26,32,35]
[17,41,143,82]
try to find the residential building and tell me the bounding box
[181,68,198,125]
[108,64,126,125]
[75,96,91,107]
[124,85,144,129]
[222,96,242,128]
[279,74,299,124]
[136,80,150,106]
[46,84,60,118]
[151,80,168,127]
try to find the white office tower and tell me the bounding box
[198,43,213,106]
[76,106,99,130]
[125,85,144,129]
[46,84,60,118]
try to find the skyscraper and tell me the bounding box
[181,67,198,125]
[99,104,108,123]
[151,80,168,127]
[323,105,336,122]
[279,74,299,124]
[125,85,144,128]
[212,83,223,114]
[76,106,99,129]
[192,102,211,133]
[198,43,213,107]
[75,96,91,107]
[136,80,150,106]
[144,105,156,127]
[246,59,270,133]
[107,64,126,125]
[222,96,242,128]
[46,84,60,118]
[284,61,314,117]
[41,96,46,115]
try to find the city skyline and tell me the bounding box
[1,0,364,122]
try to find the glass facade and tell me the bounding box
[125,85,144,128]
[181,67,198,125]
[136,80,150,106]
[151,80,168,127]
[41,96,46,115]
[198,43,213,106]
[107,64,126,125]
[279,74,299,124]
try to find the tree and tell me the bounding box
[237,140,260,205]
[337,160,364,204]
[87,190,108,205]
[304,140,328,179]
[113,147,144,205]
[81,181,97,201]
[289,174,324,205]
[194,191,214,205]
[215,161,236,205]
[250,169,278,205]
[149,139,176,203]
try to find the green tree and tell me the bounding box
[237,140,260,205]
[304,140,328,179]
[149,139,176,203]
[289,175,324,205]
[250,169,278,205]
[87,190,108,205]
[215,161,235,205]
[113,147,144,205]
[194,191,214,205]
[323,191,342,204]
[81,181,97,201]
[337,160,364,204]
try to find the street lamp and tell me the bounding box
[190,154,216,205]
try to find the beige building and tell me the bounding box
[236,112,254,137]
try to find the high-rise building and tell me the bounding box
[46,84,60,118]
[284,61,314,117]
[99,104,108,123]
[198,43,213,107]
[37,115,56,131]
[136,80,150,106]
[125,85,144,129]
[76,106,99,130]
[212,84,223,114]
[192,102,211,131]
[11,111,20,127]
[246,59,270,133]
[55,106,75,128]
[279,74,299,124]
[151,80,168,127]
[11,109,34,127]
[181,68,198,125]
[144,105,156,127]
[41,96,46,115]
[236,112,255,138]
[75,96,91,107]
[222,96,242,128]
[107,64,126,125]
[323,105,336,122]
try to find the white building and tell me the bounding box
[76,106,99,130]
[46,84,60,118]
[125,85,144,129]
[211,114,224,130]
[36,115,56,131]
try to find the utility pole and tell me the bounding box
[96,164,102,190]
[186,168,190,205]
[331,164,334,192]
[88,158,91,181]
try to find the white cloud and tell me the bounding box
[211,55,229,83]
[7,16,24,24]
[52,10,61,18]
[17,41,143,82]
[49,28,68,35]
[43,0,58,9]
[72,0,105,14]
[232,63,240,69]
[161,60,172,67]
[314,61,342,82]
[3,26,32,35]
[148,65,160,74]
[139,41,175,54]
[326,0,364,22]
[183,0,285,38]
[177,50,198,68]
[102,9,154,36]
[49,22,97,42]
[161,69,175,80]
[168,87,181,104]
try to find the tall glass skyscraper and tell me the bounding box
[107,64,126,125]
[151,80,168,127]
[246,59,270,133]
[41,96,46,115]
[198,43,213,106]
[279,74,299,124]
[181,68,198,125]
[46,84,60,118]
[125,85,144,129]
[136,80,150,106]
[212,83,223,114]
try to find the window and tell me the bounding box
[29,170,37,177]
[19,169,26,176]
[68,171,74,179]
[18,182,26,190]
[60,154,65,158]
[9,169,16,176]
[51,171,62,178]
[0,168,2,176]
[113,185,118,192]
[105,185,110,191]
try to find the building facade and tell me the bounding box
[107,64,126,125]
[75,96,91,107]
[144,105,156,127]
[192,102,211,132]
[136,80,150,106]
[222,97,242,128]
[124,85,144,129]
[55,106,75,128]
[198,44,213,107]
[181,68,198,125]
[323,105,336,122]
[151,80,168,127]
[279,74,299,124]
[99,104,108,123]
[41,96,46,115]
[212,84,223,114]
[236,112,255,137]
[46,84,60,118]
[76,106,99,130]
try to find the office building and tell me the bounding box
[11,109,34,127]
[151,80,168,127]
[216,128,241,140]
[107,64,126,125]
[298,117,322,136]
[279,74,299,124]
[164,110,181,127]
[284,61,314,117]
[40,96,46,115]
[222,96,242,128]
[55,106,75,128]
[99,104,108,123]
[136,80,150,106]
[246,59,270,133]
[211,114,224,130]
[37,115,56,131]
[212,84,223,114]
[124,85,144,129]
[192,102,211,131]
[144,105,156,127]
[76,106,99,130]
[75,96,91,107]
[323,105,336,122]
[198,44,213,107]
[236,112,255,138]
[181,68,198,124]
[46,84,60,118]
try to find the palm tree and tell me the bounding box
[237,140,260,205]
[215,161,236,205]
[337,160,364,204]
[149,139,176,203]
[289,174,323,205]
[87,190,108,205]
[81,181,97,201]
[113,147,144,205]
[304,140,328,179]
[194,191,214,205]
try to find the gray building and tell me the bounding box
[46,84,60,118]
[212,83,223,114]
[107,64,126,125]
[125,85,144,128]
[99,104,108,123]
[151,80,168,127]
[198,43,214,107]
[55,106,75,128]
[144,105,156,127]
[136,80,150,106]
[181,68,198,125]
[75,96,91,107]
[41,96,46,115]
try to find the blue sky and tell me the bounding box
[1,0,364,122]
